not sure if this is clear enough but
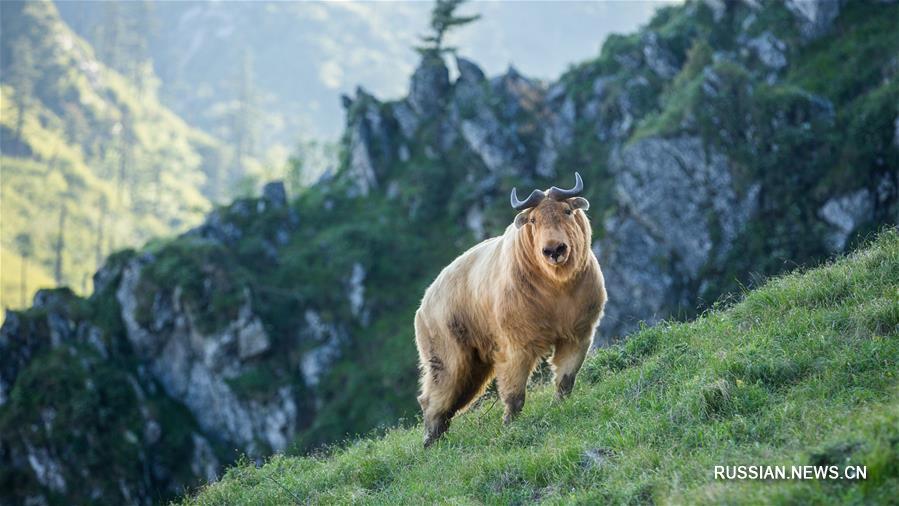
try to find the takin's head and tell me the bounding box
[510,172,592,277]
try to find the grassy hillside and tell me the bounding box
[0,1,240,310]
[185,229,899,504]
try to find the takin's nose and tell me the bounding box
[542,242,568,263]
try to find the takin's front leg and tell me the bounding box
[495,349,540,424]
[550,337,591,401]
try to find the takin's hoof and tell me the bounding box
[502,392,525,425]
[554,374,575,401]
[423,417,450,447]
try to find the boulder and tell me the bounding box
[785,0,841,41]
[818,188,875,251]
[746,31,787,70]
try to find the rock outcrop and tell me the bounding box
[598,137,758,338]
[116,260,295,455]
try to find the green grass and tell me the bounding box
[183,230,899,504]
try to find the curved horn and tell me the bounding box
[546,172,584,200]
[510,187,546,211]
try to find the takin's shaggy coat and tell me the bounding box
[415,174,606,446]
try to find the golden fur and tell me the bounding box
[415,197,607,446]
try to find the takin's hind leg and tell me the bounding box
[419,352,493,447]
[419,353,460,447]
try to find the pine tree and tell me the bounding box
[95,1,126,73]
[415,0,480,57]
[228,50,258,191]
[116,109,135,207]
[8,36,38,153]
[14,233,33,307]
[54,202,68,286]
[96,195,108,268]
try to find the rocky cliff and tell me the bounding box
[2,1,897,504]
[337,0,898,340]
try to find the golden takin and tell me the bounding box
[415,173,607,446]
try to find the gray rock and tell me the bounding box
[300,309,345,387]
[392,100,420,139]
[818,188,874,251]
[642,31,679,79]
[26,445,66,493]
[536,94,576,178]
[92,255,128,295]
[347,263,368,325]
[189,209,243,245]
[598,137,757,340]
[455,56,485,84]
[785,0,841,41]
[746,31,787,70]
[409,55,450,116]
[116,259,295,456]
[236,301,270,360]
[545,81,567,103]
[346,120,378,197]
[461,118,516,173]
[190,433,219,484]
[262,181,287,208]
[491,66,543,120]
[702,0,727,21]
[144,420,162,445]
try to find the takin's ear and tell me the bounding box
[514,210,531,229]
[569,197,590,211]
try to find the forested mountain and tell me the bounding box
[0,1,261,311]
[54,0,413,151]
[1,0,897,504]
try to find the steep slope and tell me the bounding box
[185,229,899,504]
[0,1,231,309]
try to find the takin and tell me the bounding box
[414,173,607,446]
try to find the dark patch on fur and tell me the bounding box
[429,355,445,383]
[449,353,493,415]
[448,315,471,345]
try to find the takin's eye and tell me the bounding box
[565,208,573,216]
[530,217,536,224]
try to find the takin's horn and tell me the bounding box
[510,187,546,211]
[546,172,584,201]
